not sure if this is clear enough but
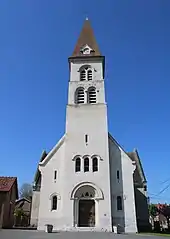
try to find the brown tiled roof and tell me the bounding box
[71,19,101,57]
[0,177,17,192]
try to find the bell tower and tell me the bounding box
[62,19,112,231]
[67,18,106,106]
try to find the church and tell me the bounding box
[30,19,149,233]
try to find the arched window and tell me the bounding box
[87,69,92,80]
[75,158,81,172]
[92,157,98,172]
[88,87,96,103]
[75,87,84,104]
[84,157,89,172]
[80,69,86,81]
[52,195,57,210]
[117,196,122,211]
[80,66,93,81]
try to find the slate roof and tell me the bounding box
[0,177,17,192]
[127,150,147,184]
[71,18,101,57]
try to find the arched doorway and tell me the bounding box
[71,183,104,228]
[79,198,95,227]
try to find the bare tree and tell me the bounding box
[20,183,32,200]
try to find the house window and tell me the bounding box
[80,66,93,81]
[75,87,84,104]
[88,87,96,103]
[52,196,57,210]
[117,170,120,181]
[75,158,81,172]
[54,170,57,180]
[84,157,89,172]
[117,196,122,211]
[92,157,98,172]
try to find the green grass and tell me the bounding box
[140,232,170,237]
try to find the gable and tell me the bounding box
[127,150,147,185]
[108,133,146,186]
[108,133,135,165]
[39,135,65,167]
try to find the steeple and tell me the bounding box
[71,19,101,57]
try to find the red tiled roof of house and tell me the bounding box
[0,177,17,192]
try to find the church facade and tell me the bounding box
[30,19,149,233]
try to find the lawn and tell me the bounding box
[140,233,170,237]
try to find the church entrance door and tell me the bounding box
[78,199,95,227]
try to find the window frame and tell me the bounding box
[75,87,85,104]
[117,170,120,181]
[84,157,89,172]
[52,195,57,211]
[117,196,122,211]
[75,157,81,172]
[79,65,93,81]
[92,157,98,172]
[54,170,57,180]
[87,87,97,104]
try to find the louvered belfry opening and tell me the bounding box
[88,87,96,103]
[80,69,86,81]
[80,66,93,81]
[76,87,85,104]
[87,69,92,80]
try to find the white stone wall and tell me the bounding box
[108,136,137,233]
[63,104,112,231]
[37,140,65,231]
[37,56,113,231]
[30,191,40,227]
[68,59,105,105]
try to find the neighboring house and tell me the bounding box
[30,19,149,233]
[149,204,169,231]
[14,198,31,227]
[0,177,18,228]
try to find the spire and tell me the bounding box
[71,19,101,57]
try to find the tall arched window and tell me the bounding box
[52,195,57,210]
[75,87,84,104]
[117,196,122,211]
[92,157,98,172]
[75,157,81,172]
[80,66,93,81]
[88,87,96,103]
[84,157,89,172]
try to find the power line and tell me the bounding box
[156,182,170,196]
[160,177,170,185]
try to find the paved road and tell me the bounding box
[0,230,166,239]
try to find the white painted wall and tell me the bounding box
[33,55,138,233]
[68,59,105,105]
[37,139,65,230]
[36,57,113,231]
[63,104,112,231]
[30,191,40,226]
[108,136,137,233]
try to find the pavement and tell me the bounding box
[0,230,167,239]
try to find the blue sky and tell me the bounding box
[0,0,170,203]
